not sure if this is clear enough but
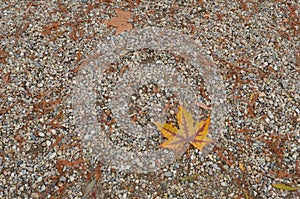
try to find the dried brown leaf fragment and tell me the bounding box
[106,9,133,35]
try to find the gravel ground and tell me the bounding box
[0,0,299,199]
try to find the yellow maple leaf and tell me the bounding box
[154,105,213,153]
[106,9,133,35]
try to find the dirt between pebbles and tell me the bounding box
[0,1,299,199]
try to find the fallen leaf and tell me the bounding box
[243,189,250,199]
[215,148,234,166]
[179,174,199,182]
[239,162,245,172]
[2,72,11,83]
[106,9,133,35]
[82,179,97,199]
[272,183,299,191]
[195,101,211,110]
[276,170,290,178]
[198,0,204,5]
[154,105,213,153]
[56,158,85,175]
[0,48,9,64]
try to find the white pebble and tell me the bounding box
[46,140,51,146]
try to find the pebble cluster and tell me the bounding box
[95,49,209,145]
[0,0,299,199]
[72,27,226,173]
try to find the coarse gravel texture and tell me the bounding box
[0,0,299,199]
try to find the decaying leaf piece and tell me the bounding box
[106,9,133,35]
[243,189,250,199]
[154,105,213,153]
[82,179,97,199]
[272,183,299,191]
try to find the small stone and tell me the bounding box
[131,95,137,101]
[223,164,229,171]
[281,80,288,89]
[221,181,228,187]
[60,176,66,182]
[31,192,39,198]
[49,152,56,159]
[38,132,45,137]
[40,185,46,192]
[164,171,173,177]
[69,176,75,182]
[1,175,6,185]
[37,176,43,182]
[46,140,51,147]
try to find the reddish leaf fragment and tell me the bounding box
[276,170,290,178]
[47,112,64,128]
[214,147,235,167]
[14,134,26,150]
[41,21,60,36]
[198,0,204,5]
[2,72,11,83]
[0,48,9,64]
[56,158,85,175]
